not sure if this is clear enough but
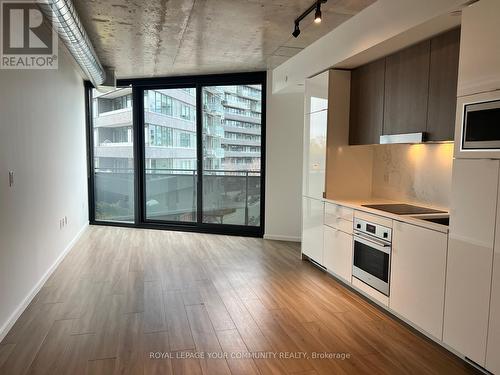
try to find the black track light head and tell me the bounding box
[292,22,301,38]
[314,2,322,23]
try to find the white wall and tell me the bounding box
[0,48,88,340]
[265,71,304,242]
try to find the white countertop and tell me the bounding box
[323,198,450,234]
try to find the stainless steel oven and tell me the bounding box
[462,99,500,150]
[352,218,392,296]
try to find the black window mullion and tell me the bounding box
[196,84,203,224]
[133,86,145,226]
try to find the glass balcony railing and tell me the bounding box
[93,168,261,225]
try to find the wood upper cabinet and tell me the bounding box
[383,40,431,135]
[427,28,461,141]
[349,29,460,144]
[349,58,385,145]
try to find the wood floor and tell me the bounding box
[0,226,478,375]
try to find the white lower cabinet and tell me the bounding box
[486,180,500,374]
[302,197,325,265]
[487,252,500,374]
[324,225,353,282]
[390,222,448,339]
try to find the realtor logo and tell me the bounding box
[1,0,58,69]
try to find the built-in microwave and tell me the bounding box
[462,99,500,150]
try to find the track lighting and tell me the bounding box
[292,0,327,38]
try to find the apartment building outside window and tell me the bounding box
[87,72,265,236]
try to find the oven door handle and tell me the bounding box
[353,232,391,254]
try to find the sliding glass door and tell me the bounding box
[143,88,198,223]
[87,73,265,236]
[202,85,262,227]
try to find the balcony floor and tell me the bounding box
[0,226,478,375]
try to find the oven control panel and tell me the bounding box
[354,218,392,242]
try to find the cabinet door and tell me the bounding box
[349,58,385,145]
[324,226,353,282]
[486,179,500,374]
[302,197,324,265]
[444,159,499,365]
[383,40,430,135]
[303,110,327,199]
[426,28,460,142]
[391,222,447,339]
[305,71,329,114]
[458,0,500,96]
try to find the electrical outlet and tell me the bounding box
[64,216,67,225]
[8,171,14,187]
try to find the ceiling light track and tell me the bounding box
[292,0,327,38]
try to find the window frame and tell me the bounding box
[85,71,266,237]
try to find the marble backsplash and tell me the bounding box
[371,143,454,210]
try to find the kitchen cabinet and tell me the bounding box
[302,71,330,267]
[426,28,460,142]
[486,175,500,374]
[349,29,459,144]
[302,197,325,265]
[443,159,499,366]
[324,225,353,282]
[390,222,447,339]
[487,246,500,375]
[349,58,385,145]
[324,202,353,223]
[303,110,328,199]
[383,40,430,136]
[457,0,500,97]
[304,70,329,115]
[303,71,329,200]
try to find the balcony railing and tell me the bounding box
[93,168,261,225]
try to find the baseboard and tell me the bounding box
[0,223,89,343]
[264,234,301,242]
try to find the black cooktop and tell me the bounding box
[362,203,447,215]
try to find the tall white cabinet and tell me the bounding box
[302,71,329,264]
[444,159,500,369]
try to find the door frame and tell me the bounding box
[85,71,266,237]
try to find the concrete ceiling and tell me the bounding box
[72,0,376,78]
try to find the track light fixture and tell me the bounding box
[314,2,322,23]
[292,0,327,38]
[292,22,301,38]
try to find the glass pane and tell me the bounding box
[91,87,135,222]
[144,88,197,222]
[202,84,262,226]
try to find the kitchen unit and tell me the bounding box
[321,199,450,335]
[300,1,500,372]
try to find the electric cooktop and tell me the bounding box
[361,203,447,215]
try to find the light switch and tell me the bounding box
[8,171,14,187]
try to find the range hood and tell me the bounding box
[380,132,425,145]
